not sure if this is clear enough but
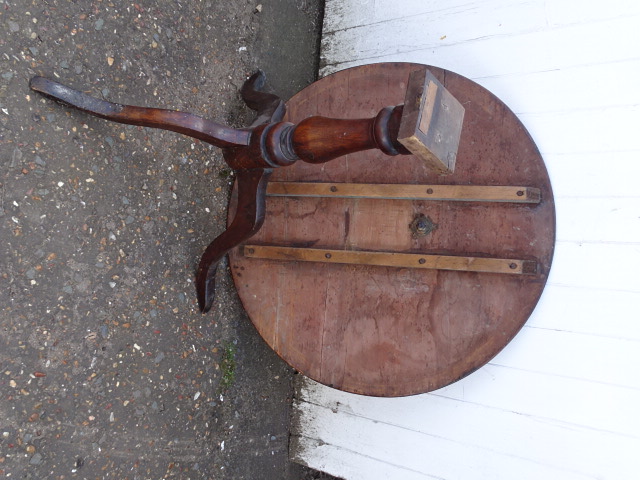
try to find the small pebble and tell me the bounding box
[29,452,43,465]
[94,18,104,30]
[10,147,22,167]
[100,325,109,338]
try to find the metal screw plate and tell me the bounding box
[410,214,437,237]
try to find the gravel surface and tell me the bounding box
[1,0,337,478]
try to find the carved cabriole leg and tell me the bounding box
[195,168,272,313]
[240,70,286,126]
[29,71,422,313]
[28,76,250,149]
[193,71,287,312]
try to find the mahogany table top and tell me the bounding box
[228,63,555,397]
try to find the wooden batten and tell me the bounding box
[266,182,541,203]
[243,245,537,275]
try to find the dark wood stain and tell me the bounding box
[229,63,555,397]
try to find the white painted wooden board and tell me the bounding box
[291,1,640,479]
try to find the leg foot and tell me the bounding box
[195,168,272,313]
[240,70,286,125]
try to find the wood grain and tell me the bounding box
[228,63,555,397]
[266,182,541,203]
[243,245,537,275]
[398,68,465,173]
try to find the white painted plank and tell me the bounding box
[372,0,544,29]
[490,325,640,389]
[476,59,640,115]
[555,197,640,244]
[296,361,640,443]
[323,0,519,34]
[548,242,640,292]
[545,151,640,199]
[519,106,640,156]
[322,0,376,33]
[321,15,640,78]
[293,399,605,480]
[291,436,435,480]
[546,0,640,26]
[322,0,548,65]
[294,378,640,479]
[323,0,640,35]
[435,364,640,438]
[297,375,640,441]
[528,285,640,340]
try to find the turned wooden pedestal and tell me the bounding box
[229,63,555,397]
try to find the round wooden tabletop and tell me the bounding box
[228,63,555,397]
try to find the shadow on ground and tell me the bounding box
[1,0,339,478]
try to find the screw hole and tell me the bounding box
[509,263,517,269]
[516,190,524,197]
[325,253,332,259]
[330,185,338,192]
[426,188,434,194]
[418,258,426,265]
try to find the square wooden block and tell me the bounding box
[398,68,465,174]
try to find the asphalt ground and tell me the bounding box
[1,1,338,478]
